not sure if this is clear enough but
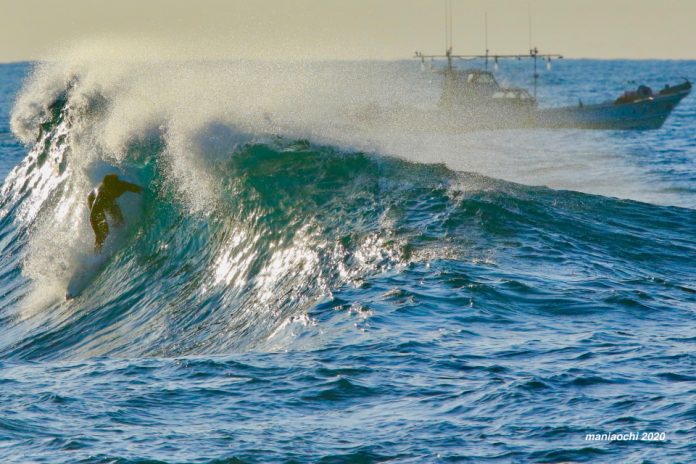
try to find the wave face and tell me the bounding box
[1,57,695,462]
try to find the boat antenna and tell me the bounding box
[444,1,448,53]
[445,0,453,70]
[484,12,489,70]
[528,2,539,99]
[449,0,453,51]
[527,2,533,52]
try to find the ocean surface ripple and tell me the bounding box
[0,57,695,463]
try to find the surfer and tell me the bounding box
[88,174,142,251]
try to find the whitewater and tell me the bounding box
[0,46,695,463]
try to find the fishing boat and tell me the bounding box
[414,48,691,131]
[350,0,691,133]
[397,0,692,131]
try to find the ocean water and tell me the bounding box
[0,55,695,463]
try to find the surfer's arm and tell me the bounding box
[115,180,143,195]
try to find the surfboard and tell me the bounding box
[65,253,109,300]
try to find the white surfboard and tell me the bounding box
[65,253,110,300]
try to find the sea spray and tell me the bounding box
[0,54,695,462]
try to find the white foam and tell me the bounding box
[6,41,675,306]
[12,41,660,206]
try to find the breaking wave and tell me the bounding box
[0,54,694,362]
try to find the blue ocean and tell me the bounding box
[0,56,695,463]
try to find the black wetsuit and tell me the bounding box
[88,175,142,250]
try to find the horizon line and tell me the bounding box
[2,56,696,65]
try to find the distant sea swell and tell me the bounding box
[0,55,695,462]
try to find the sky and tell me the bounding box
[0,0,693,62]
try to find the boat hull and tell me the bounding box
[534,88,690,130]
[347,83,690,133]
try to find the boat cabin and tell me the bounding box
[439,68,536,110]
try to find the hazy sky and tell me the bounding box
[0,0,693,62]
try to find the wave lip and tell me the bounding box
[1,100,695,361]
[1,57,696,463]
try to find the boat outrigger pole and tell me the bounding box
[414,48,563,99]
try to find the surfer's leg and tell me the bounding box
[90,209,109,251]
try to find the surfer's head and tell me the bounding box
[103,174,119,186]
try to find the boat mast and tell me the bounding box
[445,0,453,71]
[484,12,489,71]
[529,3,538,98]
[415,50,562,81]
[414,2,562,100]
[531,47,539,99]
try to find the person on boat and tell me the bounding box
[615,85,653,105]
[87,174,142,251]
[637,85,653,98]
[660,80,691,95]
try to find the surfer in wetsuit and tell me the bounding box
[88,174,142,251]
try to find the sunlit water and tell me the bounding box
[0,57,694,463]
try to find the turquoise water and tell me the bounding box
[0,59,695,463]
